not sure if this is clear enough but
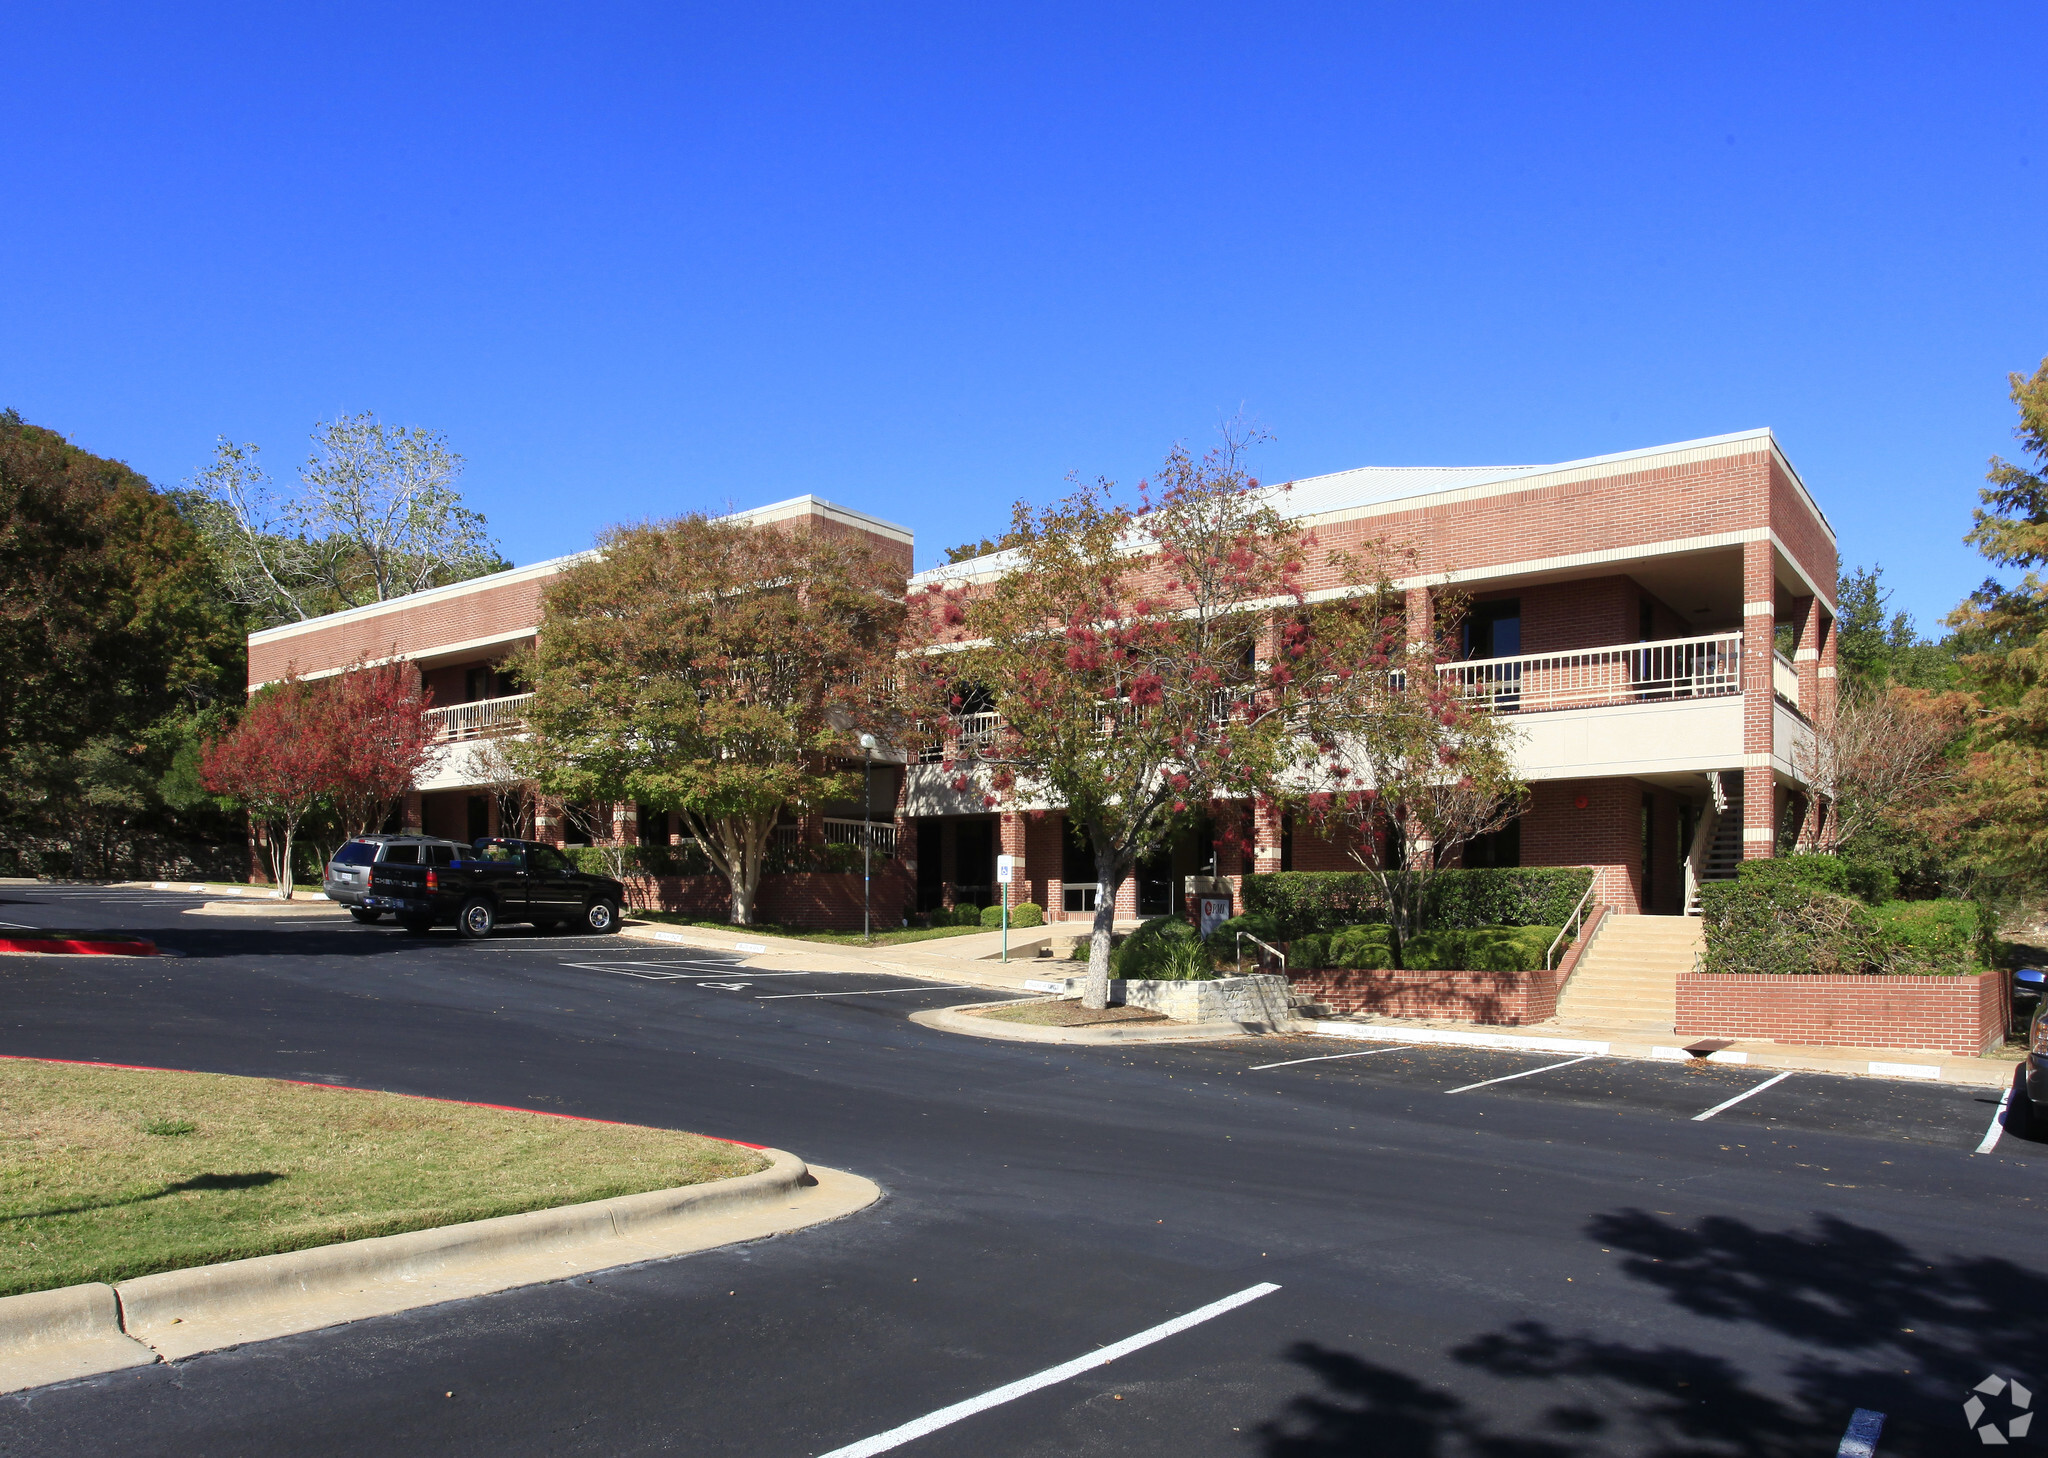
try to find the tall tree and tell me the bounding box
[1835,564,1957,690]
[1943,356,2048,885]
[184,414,507,627]
[513,515,910,924]
[324,661,435,849]
[0,411,244,872]
[1293,567,1525,964]
[926,430,1321,1009]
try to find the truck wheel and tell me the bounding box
[348,907,383,924]
[583,899,619,934]
[458,897,497,940]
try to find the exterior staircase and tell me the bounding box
[1684,778,1744,915]
[1551,914,1703,1034]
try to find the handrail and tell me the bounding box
[1546,869,1600,971]
[1683,798,1719,916]
[1237,930,1287,976]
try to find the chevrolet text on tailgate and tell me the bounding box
[366,839,626,939]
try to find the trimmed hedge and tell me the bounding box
[1290,922,1561,972]
[1734,854,1850,897]
[1241,867,1594,938]
[1702,876,1984,976]
[953,903,983,926]
[979,901,1044,928]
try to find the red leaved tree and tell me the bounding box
[326,658,433,848]
[198,672,335,898]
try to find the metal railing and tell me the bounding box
[1545,870,1601,971]
[1237,930,1287,976]
[1437,632,1742,714]
[427,692,533,742]
[1772,651,1801,707]
[770,819,896,856]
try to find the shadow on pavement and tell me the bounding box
[1258,1210,2048,1458]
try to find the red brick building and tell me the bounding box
[247,430,1836,929]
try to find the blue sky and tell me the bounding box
[4,2,2042,631]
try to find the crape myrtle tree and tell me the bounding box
[324,659,435,848]
[919,431,1324,1010]
[512,514,911,925]
[1294,559,1525,967]
[197,672,334,898]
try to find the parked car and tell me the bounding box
[2015,967,2046,1140]
[324,835,468,922]
[364,838,626,939]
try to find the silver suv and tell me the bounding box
[325,835,467,923]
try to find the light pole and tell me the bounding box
[858,733,878,942]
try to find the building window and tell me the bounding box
[1463,599,1521,659]
[1063,821,1097,913]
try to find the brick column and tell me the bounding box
[1741,539,1776,860]
[533,794,563,847]
[615,801,637,846]
[999,811,1027,914]
[1251,796,1284,879]
[1405,586,1434,656]
[1793,595,1821,719]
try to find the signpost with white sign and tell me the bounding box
[995,855,1018,962]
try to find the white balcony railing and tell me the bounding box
[770,818,897,856]
[427,692,534,742]
[1436,632,1744,714]
[1772,651,1800,707]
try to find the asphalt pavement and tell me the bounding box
[0,882,2042,1458]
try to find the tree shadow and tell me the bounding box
[1258,1210,2047,1458]
[5,1170,285,1222]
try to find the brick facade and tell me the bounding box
[1676,969,2009,1057]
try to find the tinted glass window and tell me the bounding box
[479,844,525,866]
[426,844,457,866]
[529,846,572,873]
[333,841,378,866]
[381,844,420,865]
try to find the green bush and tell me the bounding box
[953,903,982,926]
[1735,854,1851,897]
[1701,878,1876,976]
[1841,857,1899,905]
[1113,916,1205,979]
[1012,901,1043,928]
[1206,911,1282,952]
[1241,867,1594,938]
[1868,900,1980,974]
[1423,870,1594,930]
[1290,923,1559,972]
[563,845,676,877]
[1403,925,1559,972]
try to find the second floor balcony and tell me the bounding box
[426,692,534,742]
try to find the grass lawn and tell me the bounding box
[631,912,994,948]
[976,999,1171,1028]
[0,1058,765,1297]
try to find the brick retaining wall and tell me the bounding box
[621,866,911,932]
[1675,968,2009,1056]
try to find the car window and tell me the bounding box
[426,845,457,866]
[381,844,419,865]
[332,841,378,866]
[478,844,525,866]
[528,846,572,873]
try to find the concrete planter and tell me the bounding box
[1676,967,2009,1056]
[1114,974,1292,1026]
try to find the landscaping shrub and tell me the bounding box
[1841,856,1899,906]
[1868,900,1981,974]
[565,845,669,877]
[1403,924,1560,972]
[1242,867,1593,938]
[1113,916,1207,979]
[953,903,982,926]
[1155,935,1217,981]
[1734,854,1851,898]
[978,900,1045,929]
[1205,910,1282,953]
[1289,924,1393,971]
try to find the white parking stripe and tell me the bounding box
[756,984,983,1000]
[1691,1070,1794,1122]
[1837,1407,1885,1458]
[1976,1084,2015,1154]
[1443,1054,1601,1094]
[1251,1046,1417,1071]
[816,1283,1281,1458]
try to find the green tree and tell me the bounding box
[1835,564,1957,689]
[1942,356,2048,886]
[0,412,245,874]
[513,515,910,925]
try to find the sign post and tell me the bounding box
[995,854,1017,962]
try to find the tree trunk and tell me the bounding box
[1082,840,1124,1010]
[271,816,297,900]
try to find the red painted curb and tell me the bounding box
[0,934,157,957]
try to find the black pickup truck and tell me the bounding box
[365,839,626,939]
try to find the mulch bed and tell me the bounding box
[975,999,1173,1028]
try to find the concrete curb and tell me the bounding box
[911,999,1294,1046]
[0,1148,881,1394]
[185,899,351,918]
